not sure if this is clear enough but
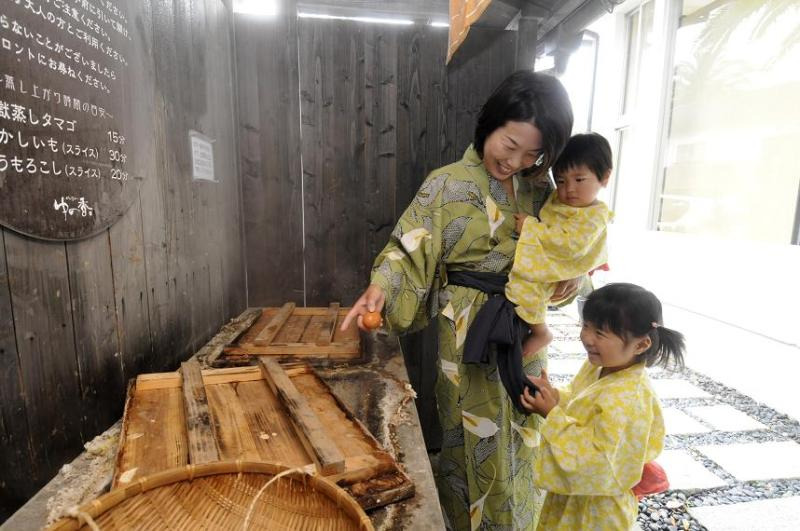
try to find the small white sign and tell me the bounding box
[189,130,216,182]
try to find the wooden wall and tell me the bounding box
[236,8,518,447]
[0,0,246,516]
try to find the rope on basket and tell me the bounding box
[66,506,101,531]
[241,467,310,531]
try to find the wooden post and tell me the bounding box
[258,357,345,475]
[516,4,540,70]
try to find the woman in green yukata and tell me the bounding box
[342,71,576,530]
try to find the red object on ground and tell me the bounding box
[632,461,669,500]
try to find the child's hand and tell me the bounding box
[519,370,559,417]
[513,213,528,234]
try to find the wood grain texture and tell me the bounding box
[224,343,361,358]
[201,307,262,366]
[113,382,188,487]
[258,358,345,475]
[180,358,220,464]
[315,302,340,346]
[110,362,413,511]
[0,230,35,505]
[253,302,295,346]
[235,1,305,307]
[3,232,84,476]
[66,234,126,439]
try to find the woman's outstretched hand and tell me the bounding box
[519,370,559,417]
[340,284,386,331]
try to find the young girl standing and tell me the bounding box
[520,283,686,530]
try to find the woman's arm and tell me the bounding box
[342,172,447,333]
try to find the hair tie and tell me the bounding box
[651,322,660,329]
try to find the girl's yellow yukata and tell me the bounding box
[535,360,665,530]
[506,192,612,325]
[370,145,552,530]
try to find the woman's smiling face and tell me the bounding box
[482,121,544,181]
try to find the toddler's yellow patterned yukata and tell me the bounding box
[506,192,612,325]
[535,360,665,530]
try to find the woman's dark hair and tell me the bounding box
[553,132,613,181]
[474,71,573,178]
[582,283,686,370]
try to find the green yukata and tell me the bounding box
[371,146,551,530]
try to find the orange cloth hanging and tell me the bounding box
[448,0,494,63]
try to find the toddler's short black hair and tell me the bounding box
[553,132,613,181]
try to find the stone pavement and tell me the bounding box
[550,305,800,531]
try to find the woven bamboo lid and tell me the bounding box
[48,461,374,530]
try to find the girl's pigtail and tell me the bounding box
[651,326,686,370]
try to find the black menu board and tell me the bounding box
[0,0,141,240]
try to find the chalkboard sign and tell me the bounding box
[0,1,143,240]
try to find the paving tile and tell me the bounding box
[690,496,800,531]
[552,339,586,355]
[547,358,586,376]
[696,441,800,481]
[686,404,766,432]
[546,312,579,325]
[651,378,712,399]
[655,450,726,490]
[663,408,711,435]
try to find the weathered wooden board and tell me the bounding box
[113,381,188,486]
[220,305,361,361]
[259,357,345,474]
[113,362,413,509]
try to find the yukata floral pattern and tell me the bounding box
[535,360,665,530]
[371,145,551,530]
[506,192,612,325]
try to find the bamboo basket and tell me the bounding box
[48,461,374,530]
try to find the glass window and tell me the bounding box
[612,1,654,212]
[657,0,800,243]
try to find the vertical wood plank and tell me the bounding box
[300,18,339,305]
[4,232,84,475]
[180,358,220,464]
[363,27,399,283]
[0,229,36,504]
[108,0,157,380]
[66,233,126,438]
[212,0,248,321]
[236,0,304,307]
[300,20,404,305]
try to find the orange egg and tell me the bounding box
[362,311,382,329]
